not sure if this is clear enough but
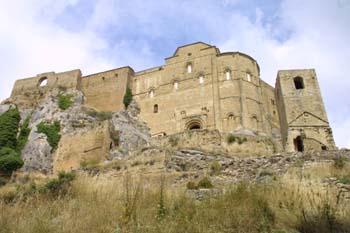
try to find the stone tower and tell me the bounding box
[275,69,336,152]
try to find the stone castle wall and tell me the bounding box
[6,42,336,153]
[81,67,134,112]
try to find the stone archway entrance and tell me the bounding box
[185,120,203,131]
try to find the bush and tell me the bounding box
[0,177,7,187]
[227,134,236,144]
[333,156,347,169]
[123,87,133,108]
[36,121,61,152]
[86,109,113,121]
[16,114,31,152]
[337,175,350,184]
[237,137,248,145]
[0,147,24,175]
[168,136,179,146]
[210,160,221,175]
[197,177,213,189]
[0,108,21,149]
[58,93,73,110]
[186,181,197,190]
[43,171,76,196]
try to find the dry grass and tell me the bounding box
[0,162,350,233]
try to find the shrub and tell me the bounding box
[337,175,350,184]
[58,93,73,110]
[0,108,21,149]
[210,160,221,175]
[227,134,236,144]
[0,177,7,187]
[186,181,197,190]
[197,177,213,189]
[123,87,133,108]
[237,137,248,145]
[36,121,61,152]
[43,171,76,196]
[97,111,113,121]
[0,147,24,175]
[333,156,347,169]
[168,136,179,147]
[16,114,31,152]
[86,109,113,121]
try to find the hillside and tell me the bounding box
[0,88,349,233]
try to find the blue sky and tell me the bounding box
[0,0,349,147]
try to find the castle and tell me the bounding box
[9,42,336,153]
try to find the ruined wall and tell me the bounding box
[81,67,134,112]
[10,70,81,108]
[275,69,336,152]
[53,121,111,173]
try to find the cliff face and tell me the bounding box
[0,89,151,175]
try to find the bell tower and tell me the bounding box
[275,69,336,152]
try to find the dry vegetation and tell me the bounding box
[0,161,350,233]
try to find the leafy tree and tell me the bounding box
[37,121,61,152]
[123,87,133,108]
[0,108,21,149]
[0,147,24,175]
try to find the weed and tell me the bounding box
[197,177,213,189]
[227,134,236,144]
[58,93,73,110]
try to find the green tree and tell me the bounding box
[0,147,24,175]
[0,108,21,149]
[123,87,133,109]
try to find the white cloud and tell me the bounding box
[0,0,349,148]
[219,0,350,148]
[0,1,113,102]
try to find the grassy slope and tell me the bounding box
[0,161,350,233]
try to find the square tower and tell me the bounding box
[275,69,336,152]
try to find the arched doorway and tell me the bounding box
[185,120,203,131]
[294,136,304,152]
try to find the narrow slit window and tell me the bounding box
[247,73,251,82]
[174,82,179,89]
[187,64,192,73]
[225,70,231,80]
[149,90,154,98]
[153,104,158,113]
[199,75,204,84]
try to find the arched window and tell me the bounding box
[247,73,251,82]
[294,77,304,89]
[225,70,231,80]
[174,81,179,89]
[199,75,204,84]
[153,104,158,113]
[38,77,48,87]
[149,90,154,98]
[187,63,192,73]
